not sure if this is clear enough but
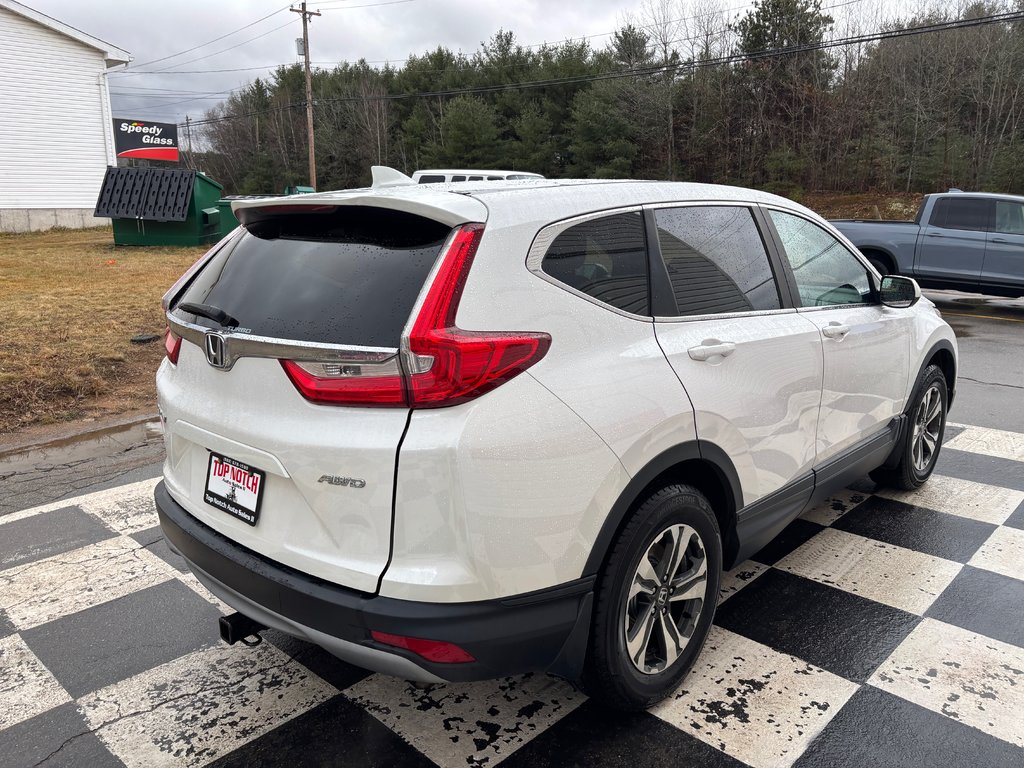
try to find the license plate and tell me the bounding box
[204,452,265,526]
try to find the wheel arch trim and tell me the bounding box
[582,440,744,578]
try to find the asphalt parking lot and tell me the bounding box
[0,291,1022,768]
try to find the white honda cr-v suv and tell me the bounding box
[155,169,957,710]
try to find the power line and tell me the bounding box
[128,4,291,69]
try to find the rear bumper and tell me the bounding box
[155,481,593,682]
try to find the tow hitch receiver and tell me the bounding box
[219,612,267,647]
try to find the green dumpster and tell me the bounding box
[94,167,225,246]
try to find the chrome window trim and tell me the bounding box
[653,307,798,324]
[526,205,652,322]
[167,312,398,371]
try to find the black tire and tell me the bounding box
[870,364,948,490]
[867,255,891,276]
[582,484,722,711]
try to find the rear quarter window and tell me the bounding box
[171,206,451,347]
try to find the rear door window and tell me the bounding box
[931,197,993,231]
[653,206,781,316]
[994,201,1024,234]
[541,212,649,315]
[172,206,450,347]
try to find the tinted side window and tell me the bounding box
[417,175,445,184]
[653,206,781,316]
[932,197,992,231]
[174,207,450,347]
[541,212,649,315]
[450,175,467,182]
[994,201,1024,234]
[769,210,873,307]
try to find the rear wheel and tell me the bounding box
[583,484,721,711]
[870,364,947,490]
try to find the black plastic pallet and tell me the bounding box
[94,167,196,222]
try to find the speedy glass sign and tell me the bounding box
[112,118,180,161]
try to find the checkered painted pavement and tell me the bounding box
[1,422,1023,768]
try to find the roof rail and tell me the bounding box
[948,187,963,193]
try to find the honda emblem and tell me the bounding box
[205,332,228,369]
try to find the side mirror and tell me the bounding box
[880,275,921,308]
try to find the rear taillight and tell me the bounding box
[164,328,181,364]
[281,357,405,406]
[370,630,476,663]
[403,223,551,407]
[283,223,550,408]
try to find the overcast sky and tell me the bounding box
[27,0,916,125]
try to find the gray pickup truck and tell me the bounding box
[831,190,1024,298]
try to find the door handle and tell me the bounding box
[822,322,850,340]
[991,237,1007,243]
[925,232,944,237]
[687,339,736,362]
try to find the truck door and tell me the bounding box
[916,196,992,289]
[982,199,1024,294]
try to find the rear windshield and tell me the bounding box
[172,206,451,347]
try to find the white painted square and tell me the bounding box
[79,641,336,767]
[775,528,962,615]
[876,474,1024,526]
[0,634,72,730]
[79,478,162,534]
[651,627,858,768]
[967,526,1024,581]
[718,561,767,604]
[0,536,173,630]
[0,478,160,527]
[870,618,1024,747]
[345,673,584,767]
[800,489,870,527]
[944,424,1024,463]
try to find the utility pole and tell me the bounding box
[291,2,321,189]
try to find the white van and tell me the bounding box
[411,169,544,183]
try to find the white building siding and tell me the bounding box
[0,5,115,211]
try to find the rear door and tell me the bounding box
[915,196,992,288]
[763,208,912,464]
[159,205,455,593]
[650,203,823,506]
[982,199,1024,293]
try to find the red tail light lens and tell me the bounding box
[281,222,550,408]
[164,328,182,364]
[404,223,551,407]
[280,359,406,406]
[370,630,476,663]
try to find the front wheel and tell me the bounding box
[871,364,947,490]
[582,484,721,710]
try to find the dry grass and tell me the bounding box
[0,227,206,435]
[802,191,923,221]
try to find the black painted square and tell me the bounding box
[934,448,1024,492]
[832,496,994,562]
[21,580,221,698]
[131,524,188,573]
[751,519,825,566]
[0,701,125,768]
[794,685,1022,768]
[0,506,116,571]
[206,694,433,768]
[0,608,14,640]
[1004,500,1024,531]
[264,629,372,691]
[714,568,919,682]
[926,565,1024,648]
[501,700,749,768]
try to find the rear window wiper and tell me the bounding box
[177,302,239,328]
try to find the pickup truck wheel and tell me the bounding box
[582,484,721,711]
[870,365,947,490]
[865,254,892,276]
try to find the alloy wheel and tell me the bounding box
[912,383,943,473]
[623,524,709,675]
